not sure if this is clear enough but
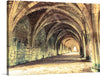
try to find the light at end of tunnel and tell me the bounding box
[74,47,76,51]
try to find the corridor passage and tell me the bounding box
[9,52,92,75]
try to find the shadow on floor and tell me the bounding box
[8,53,91,69]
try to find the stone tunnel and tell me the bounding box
[7,1,100,75]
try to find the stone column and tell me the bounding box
[27,31,31,48]
[83,35,86,58]
[81,31,86,58]
[91,4,100,72]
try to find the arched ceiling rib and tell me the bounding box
[62,37,80,49]
[62,35,80,45]
[76,3,92,34]
[31,6,85,45]
[55,29,80,47]
[64,38,80,51]
[12,2,86,32]
[33,7,85,37]
[62,37,78,45]
[35,11,82,32]
[55,34,80,49]
[11,2,39,31]
[8,2,93,49]
[46,22,81,43]
[27,3,86,47]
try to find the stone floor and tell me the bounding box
[8,52,92,75]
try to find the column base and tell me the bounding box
[80,54,84,58]
[92,67,100,72]
[86,56,91,61]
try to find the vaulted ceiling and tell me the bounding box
[8,1,100,49]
